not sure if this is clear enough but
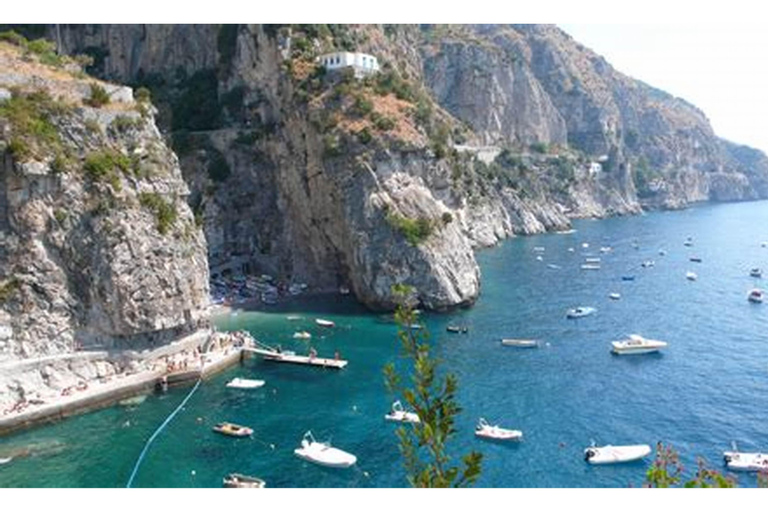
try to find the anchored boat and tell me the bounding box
[501,338,539,348]
[686,271,697,281]
[213,422,253,438]
[474,418,522,442]
[748,289,764,303]
[750,268,762,278]
[293,331,312,339]
[566,306,596,319]
[223,473,266,488]
[384,400,420,424]
[584,444,651,464]
[226,378,265,389]
[315,319,335,327]
[723,449,768,472]
[611,334,667,355]
[294,431,357,468]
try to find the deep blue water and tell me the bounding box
[2,201,768,488]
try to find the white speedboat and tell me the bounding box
[223,473,266,488]
[723,451,768,472]
[0,457,12,465]
[226,378,266,389]
[608,293,621,300]
[641,260,655,268]
[581,264,601,270]
[294,431,357,468]
[293,331,312,339]
[584,444,651,464]
[474,418,522,442]
[585,257,601,263]
[384,400,420,424]
[686,271,697,281]
[684,237,694,247]
[566,306,596,319]
[748,289,764,303]
[611,334,667,355]
[315,319,335,327]
[501,338,539,348]
[600,246,612,253]
[750,268,762,278]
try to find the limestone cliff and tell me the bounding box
[28,23,768,311]
[0,39,209,409]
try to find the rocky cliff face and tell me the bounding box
[31,23,768,312]
[0,40,209,369]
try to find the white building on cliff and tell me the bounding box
[318,51,380,78]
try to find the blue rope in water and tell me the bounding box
[126,379,202,488]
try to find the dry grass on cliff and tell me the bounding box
[337,91,427,146]
[0,42,134,112]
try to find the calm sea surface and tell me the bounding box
[2,201,768,488]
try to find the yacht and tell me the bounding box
[611,334,667,355]
[566,306,596,319]
[294,431,357,468]
[724,448,768,472]
[584,444,652,464]
[474,418,522,442]
[501,338,539,348]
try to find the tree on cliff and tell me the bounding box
[643,442,768,488]
[383,284,483,487]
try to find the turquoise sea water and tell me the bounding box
[2,201,768,488]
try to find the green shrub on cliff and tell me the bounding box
[0,89,70,162]
[139,192,178,235]
[84,83,110,108]
[387,213,435,245]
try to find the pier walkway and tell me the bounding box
[243,340,347,369]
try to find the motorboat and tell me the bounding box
[748,289,764,303]
[567,247,575,253]
[0,457,12,465]
[750,268,762,278]
[547,264,561,269]
[684,237,694,247]
[474,418,522,442]
[689,256,702,263]
[641,260,655,268]
[621,275,635,281]
[315,319,335,327]
[213,422,254,438]
[723,450,768,472]
[226,378,265,389]
[566,306,596,319]
[600,246,612,253]
[293,331,312,339]
[581,264,601,270]
[611,334,667,355]
[536,255,543,261]
[581,243,589,248]
[584,444,651,464]
[384,400,420,424]
[294,431,357,468]
[658,249,667,256]
[118,395,147,407]
[585,257,601,263]
[286,315,302,321]
[686,271,697,281]
[223,473,266,488]
[339,286,350,295]
[533,246,546,253]
[608,293,621,300]
[501,338,539,348]
[446,325,468,334]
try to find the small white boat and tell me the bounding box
[584,444,651,464]
[581,264,601,270]
[567,247,575,253]
[600,246,612,253]
[748,289,764,303]
[293,331,312,339]
[315,319,335,327]
[286,315,302,321]
[339,286,350,295]
[547,264,561,269]
[608,293,621,300]
[585,257,601,263]
[750,268,762,278]
[686,271,697,281]
[213,422,254,438]
[723,450,768,472]
[566,306,596,319]
[641,260,655,268]
[536,255,543,261]
[611,334,667,355]
[533,246,546,253]
[0,457,12,465]
[384,400,420,424]
[581,243,589,248]
[223,473,266,488]
[684,237,694,247]
[118,395,147,407]
[475,418,522,442]
[226,378,266,389]
[501,338,539,348]
[294,431,357,468]
[658,249,667,256]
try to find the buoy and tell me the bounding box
[352,405,358,411]
[191,470,196,476]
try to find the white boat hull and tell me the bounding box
[501,339,538,348]
[0,457,12,465]
[611,335,667,355]
[384,411,421,424]
[585,445,651,464]
[226,378,266,389]
[475,426,523,442]
[294,443,357,468]
[316,319,335,327]
[723,451,768,472]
